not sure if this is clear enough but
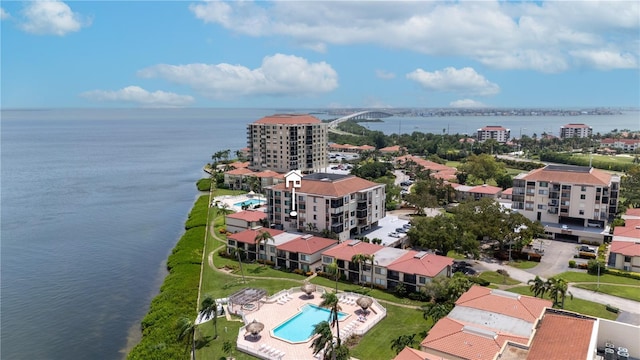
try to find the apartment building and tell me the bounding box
[559,123,592,139]
[265,173,386,241]
[247,114,328,173]
[600,138,640,152]
[512,165,619,243]
[477,125,511,143]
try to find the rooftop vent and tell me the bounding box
[414,251,428,259]
[302,234,313,240]
[348,240,361,246]
[462,325,498,340]
[490,289,521,300]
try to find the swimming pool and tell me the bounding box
[233,198,265,207]
[272,304,348,343]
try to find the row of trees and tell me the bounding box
[527,276,573,308]
[407,198,545,258]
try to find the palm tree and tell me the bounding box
[254,230,274,266]
[527,276,548,298]
[229,246,246,283]
[422,302,453,323]
[548,278,573,308]
[176,316,197,360]
[351,254,368,285]
[310,321,333,359]
[200,294,219,339]
[326,259,340,292]
[319,292,342,347]
[368,254,376,289]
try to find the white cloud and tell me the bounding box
[375,69,395,80]
[189,1,639,72]
[570,50,638,70]
[80,86,194,107]
[20,0,89,36]
[449,99,487,108]
[407,67,500,96]
[138,54,338,99]
[1,7,10,20]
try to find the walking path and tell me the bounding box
[477,260,640,323]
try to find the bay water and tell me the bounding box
[1,108,637,360]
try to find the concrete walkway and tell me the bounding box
[477,260,640,325]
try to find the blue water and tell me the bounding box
[233,199,266,207]
[1,108,637,360]
[272,304,348,343]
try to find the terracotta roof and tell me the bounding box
[432,169,458,181]
[502,187,513,195]
[562,123,591,128]
[480,126,508,131]
[455,286,551,323]
[253,114,322,125]
[526,311,595,360]
[228,228,283,244]
[518,165,613,186]
[321,240,383,261]
[392,347,442,360]
[228,161,250,168]
[625,208,640,217]
[386,251,453,278]
[269,175,382,197]
[252,170,283,178]
[277,235,338,255]
[468,184,502,195]
[613,219,640,239]
[610,241,640,257]
[421,317,529,360]
[380,145,403,153]
[225,168,255,175]
[396,155,454,173]
[226,210,267,222]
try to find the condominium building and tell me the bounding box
[512,165,619,242]
[559,123,592,139]
[247,114,328,173]
[477,125,510,143]
[265,173,386,241]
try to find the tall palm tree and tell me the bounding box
[254,230,274,266]
[548,278,573,309]
[176,316,197,360]
[200,294,219,339]
[350,254,368,285]
[310,321,333,359]
[320,292,342,347]
[527,276,548,298]
[326,259,340,292]
[368,254,376,289]
[229,246,246,283]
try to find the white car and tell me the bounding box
[388,232,402,238]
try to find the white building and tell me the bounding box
[477,125,511,143]
[560,123,592,139]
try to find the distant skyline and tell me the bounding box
[1,1,639,109]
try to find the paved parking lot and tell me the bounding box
[526,239,581,278]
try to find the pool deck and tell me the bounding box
[235,288,386,360]
[214,194,267,212]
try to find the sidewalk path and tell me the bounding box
[477,260,640,325]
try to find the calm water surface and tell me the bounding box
[1,108,637,360]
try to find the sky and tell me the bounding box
[1,0,639,109]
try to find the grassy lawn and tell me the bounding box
[214,188,247,197]
[573,284,640,302]
[507,260,539,270]
[572,153,635,165]
[446,250,466,260]
[508,286,618,320]
[350,304,432,360]
[553,271,640,286]
[196,317,257,360]
[479,271,521,286]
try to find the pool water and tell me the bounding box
[233,198,265,207]
[272,304,348,343]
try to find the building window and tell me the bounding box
[625,256,632,262]
[537,204,547,210]
[539,181,548,188]
[323,256,333,264]
[227,240,236,246]
[580,194,586,200]
[579,210,584,215]
[539,189,548,195]
[313,214,317,220]
[581,186,587,191]
[418,277,427,284]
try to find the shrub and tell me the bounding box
[496,269,510,277]
[219,228,226,234]
[587,260,606,275]
[469,277,490,287]
[606,268,640,280]
[606,304,619,313]
[568,260,577,268]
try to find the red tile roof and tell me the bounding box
[562,123,591,128]
[269,175,382,197]
[518,166,613,186]
[610,241,640,257]
[625,208,640,217]
[613,219,640,239]
[252,170,284,179]
[277,235,338,255]
[386,251,453,278]
[455,286,551,323]
[228,161,250,169]
[469,184,502,195]
[226,210,267,222]
[526,311,595,360]
[321,240,383,261]
[480,126,508,131]
[253,114,321,125]
[421,317,529,360]
[228,228,283,244]
[393,347,442,360]
[502,187,513,195]
[396,155,455,173]
[380,145,404,153]
[225,168,255,175]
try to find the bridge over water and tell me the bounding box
[328,110,393,129]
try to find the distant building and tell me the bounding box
[450,183,503,201]
[225,210,267,233]
[265,173,386,241]
[247,114,328,174]
[328,143,375,153]
[609,209,640,272]
[512,165,619,244]
[559,123,592,139]
[477,125,511,143]
[600,138,640,152]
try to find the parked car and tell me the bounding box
[395,228,407,233]
[388,232,401,238]
[402,223,412,229]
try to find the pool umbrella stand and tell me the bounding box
[301,282,316,298]
[245,319,264,339]
[356,296,373,315]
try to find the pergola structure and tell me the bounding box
[228,287,267,313]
